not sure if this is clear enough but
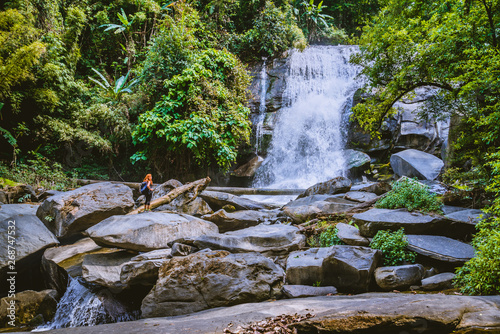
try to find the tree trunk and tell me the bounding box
[127,176,211,215]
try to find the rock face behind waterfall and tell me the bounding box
[37,182,134,239]
[141,250,284,317]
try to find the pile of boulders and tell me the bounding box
[0,164,483,329]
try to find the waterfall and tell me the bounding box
[34,277,138,331]
[255,58,268,154]
[253,46,362,189]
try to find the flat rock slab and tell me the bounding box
[35,293,500,334]
[421,272,455,291]
[200,191,275,211]
[193,223,305,256]
[390,149,444,180]
[407,235,475,263]
[282,285,337,298]
[297,177,352,199]
[86,212,218,252]
[353,208,475,239]
[201,209,278,233]
[36,182,134,239]
[445,209,484,224]
[344,191,378,203]
[283,195,358,223]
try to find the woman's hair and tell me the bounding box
[143,174,152,182]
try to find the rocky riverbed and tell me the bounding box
[0,160,497,332]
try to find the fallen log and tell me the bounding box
[127,176,211,215]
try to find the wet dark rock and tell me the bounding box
[36,182,134,239]
[445,209,484,224]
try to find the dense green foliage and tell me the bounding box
[454,216,500,295]
[351,0,500,294]
[307,224,344,247]
[0,0,357,182]
[370,228,416,266]
[375,177,442,213]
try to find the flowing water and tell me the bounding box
[254,58,268,155]
[34,277,138,331]
[253,46,362,189]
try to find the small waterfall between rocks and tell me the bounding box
[254,46,362,189]
[34,277,138,331]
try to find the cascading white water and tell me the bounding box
[255,58,268,154]
[253,46,362,189]
[34,277,137,331]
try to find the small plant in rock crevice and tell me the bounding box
[370,228,416,266]
[375,177,443,213]
[307,224,344,248]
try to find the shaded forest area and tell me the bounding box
[0,0,377,183]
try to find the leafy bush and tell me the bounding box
[370,228,416,266]
[0,154,76,191]
[307,223,343,247]
[454,216,500,295]
[375,177,442,213]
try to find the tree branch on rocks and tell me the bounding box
[127,177,211,215]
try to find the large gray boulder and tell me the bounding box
[141,250,284,317]
[201,209,278,233]
[0,289,58,328]
[297,177,352,199]
[286,246,381,293]
[37,182,134,239]
[0,204,59,295]
[374,264,425,291]
[344,191,379,203]
[200,191,274,211]
[353,208,475,239]
[335,223,369,246]
[86,212,218,252]
[407,235,475,263]
[120,249,172,287]
[390,149,444,180]
[82,251,135,293]
[193,223,305,256]
[282,195,358,223]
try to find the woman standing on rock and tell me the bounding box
[140,174,154,212]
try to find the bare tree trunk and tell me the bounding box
[127,176,211,215]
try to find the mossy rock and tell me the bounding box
[0,178,21,189]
